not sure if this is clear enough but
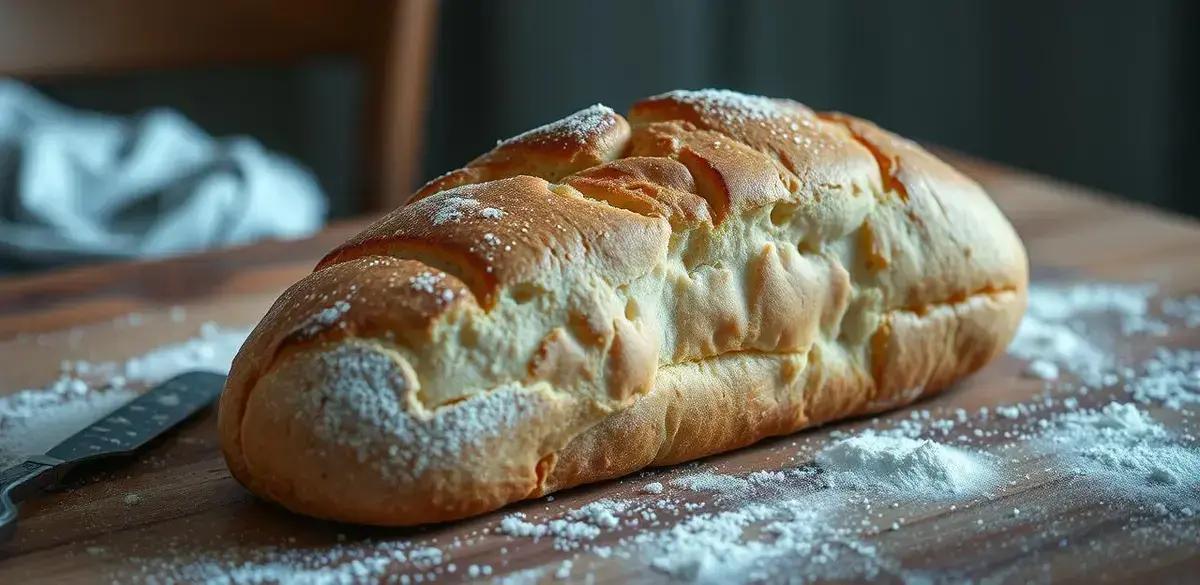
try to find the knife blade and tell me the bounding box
[0,371,225,542]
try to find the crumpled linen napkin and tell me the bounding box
[0,80,326,273]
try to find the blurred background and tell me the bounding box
[1,0,1196,274]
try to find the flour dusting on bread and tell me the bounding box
[657,89,784,122]
[480,206,506,220]
[502,104,617,147]
[305,342,549,480]
[431,195,479,225]
[408,271,444,294]
[299,300,351,336]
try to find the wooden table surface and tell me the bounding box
[0,154,1197,583]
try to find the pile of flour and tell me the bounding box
[815,433,994,496]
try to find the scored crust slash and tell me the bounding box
[217,89,1028,526]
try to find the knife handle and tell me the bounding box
[0,456,65,543]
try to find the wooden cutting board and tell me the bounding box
[0,154,1197,583]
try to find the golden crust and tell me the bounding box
[218,89,1028,526]
[412,105,631,202]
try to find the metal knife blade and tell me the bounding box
[47,371,225,462]
[0,371,226,542]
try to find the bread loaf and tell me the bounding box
[218,90,1027,526]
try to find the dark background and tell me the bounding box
[35,0,1200,218]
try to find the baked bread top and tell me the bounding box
[218,90,1026,524]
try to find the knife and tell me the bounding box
[0,371,225,542]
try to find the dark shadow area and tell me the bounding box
[24,0,1199,220]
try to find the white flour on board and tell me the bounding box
[470,433,994,584]
[0,389,135,470]
[669,471,753,496]
[0,322,250,467]
[1125,348,1200,410]
[1008,282,1161,385]
[1162,294,1200,328]
[1009,282,1200,408]
[131,540,447,585]
[1042,402,1200,509]
[815,434,994,496]
[637,499,860,583]
[995,279,1200,516]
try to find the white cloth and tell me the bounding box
[0,80,326,272]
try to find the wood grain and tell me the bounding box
[0,155,1197,583]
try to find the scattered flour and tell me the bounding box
[1009,319,1109,386]
[135,540,444,585]
[1162,295,1200,328]
[568,499,626,529]
[1008,282,1164,385]
[1043,402,1200,508]
[554,559,573,580]
[670,471,751,496]
[466,563,493,578]
[635,497,887,583]
[121,323,248,383]
[1008,283,1200,397]
[1023,282,1161,332]
[1125,348,1200,410]
[498,500,628,550]
[642,502,802,582]
[493,566,551,585]
[1052,402,1163,440]
[0,388,133,468]
[1023,359,1061,381]
[1077,444,1200,489]
[491,473,892,583]
[0,322,250,467]
[816,434,993,496]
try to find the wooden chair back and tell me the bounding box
[0,0,437,211]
